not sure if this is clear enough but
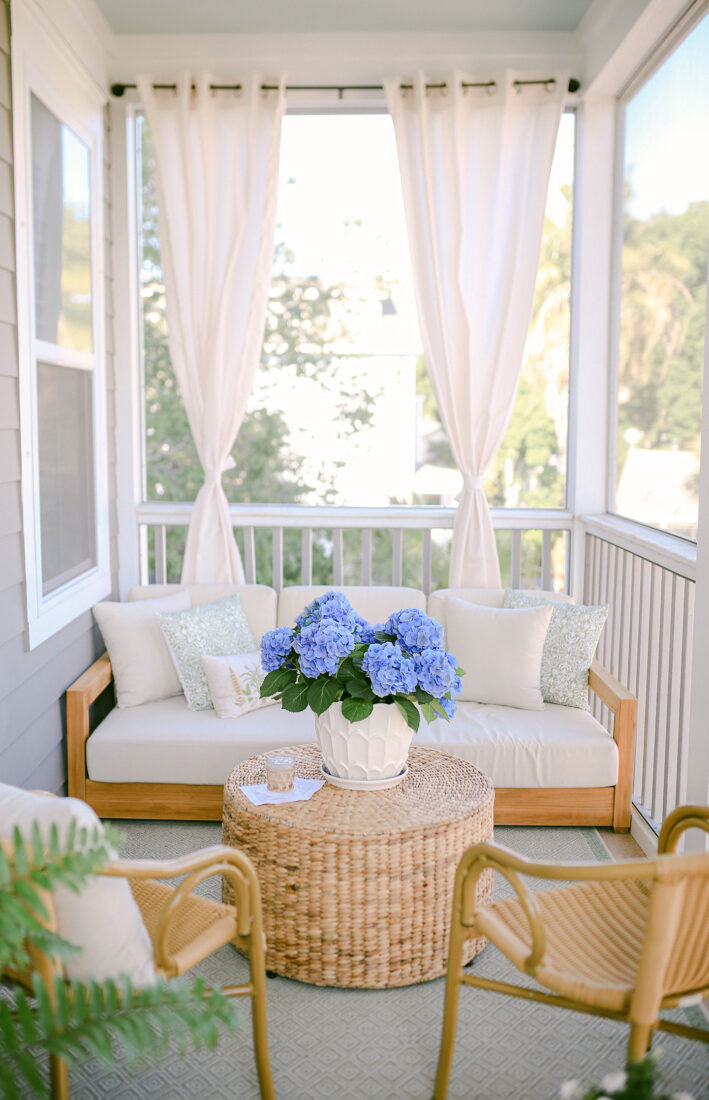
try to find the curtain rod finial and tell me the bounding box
[111,83,127,97]
[568,78,580,93]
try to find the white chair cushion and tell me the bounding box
[128,584,277,646]
[441,597,553,708]
[427,587,574,621]
[93,590,191,707]
[0,784,156,985]
[276,586,426,629]
[86,695,618,789]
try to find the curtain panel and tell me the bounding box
[137,73,286,584]
[385,71,566,587]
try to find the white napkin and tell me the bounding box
[238,777,325,806]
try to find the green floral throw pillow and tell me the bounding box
[503,590,608,710]
[156,595,257,711]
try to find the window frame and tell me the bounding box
[606,0,709,543]
[12,6,110,648]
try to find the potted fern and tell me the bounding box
[0,822,236,1099]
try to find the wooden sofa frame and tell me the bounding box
[66,655,637,831]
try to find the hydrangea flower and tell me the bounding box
[260,627,294,672]
[437,695,457,720]
[361,642,418,697]
[293,619,356,678]
[295,590,358,632]
[352,612,378,644]
[415,648,462,699]
[386,608,444,653]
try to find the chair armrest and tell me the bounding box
[588,660,637,831]
[658,805,709,853]
[104,845,264,972]
[66,653,113,801]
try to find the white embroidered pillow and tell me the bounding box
[201,652,276,719]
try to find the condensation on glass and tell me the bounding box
[30,95,96,594]
[615,14,709,540]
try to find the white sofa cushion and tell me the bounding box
[277,585,426,628]
[0,784,156,984]
[86,695,618,789]
[93,590,191,707]
[427,586,574,622]
[129,584,278,647]
[202,652,276,719]
[437,597,553,709]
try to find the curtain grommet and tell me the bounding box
[486,81,497,96]
[544,79,556,94]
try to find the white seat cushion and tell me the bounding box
[86,696,618,789]
[0,784,156,984]
[421,702,618,788]
[276,585,426,628]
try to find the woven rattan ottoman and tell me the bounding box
[222,744,494,988]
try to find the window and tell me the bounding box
[138,109,574,585]
[13,13,109,646]
[614,12,709,539]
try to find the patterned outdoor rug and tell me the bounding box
[46,823,709,1099]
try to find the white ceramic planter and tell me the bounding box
[315,701,414,781]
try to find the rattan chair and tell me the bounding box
[6,841,275,1100]
[434,804,709,1099]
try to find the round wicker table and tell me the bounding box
[222,744,494,988]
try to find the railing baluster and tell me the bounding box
[511,530,522,588]
[663,573,680,823]
[301,528,312,585]
[392,530,403,586]
[653,570,671,822]
[272,528,283,592]
[243,527,256,584]
[332,529,344,585]
[361,529,372,586]
[676,580,693,808]
[422,529,432,596]
[139,525,149,586]
[154,525,167,584]
[541,530,553,590]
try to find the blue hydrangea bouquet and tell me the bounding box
[260,591,463,731]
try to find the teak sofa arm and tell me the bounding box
[66,653,113,802]
[588,659,637,832]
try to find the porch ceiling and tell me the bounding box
[92,0,594,36]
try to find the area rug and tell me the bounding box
[48,823,709,1099]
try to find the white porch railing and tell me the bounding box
[581,515,696,834]
[136,503,573,594]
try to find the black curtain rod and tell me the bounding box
[111,77,580,99]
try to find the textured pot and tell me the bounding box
[315,701,414,781]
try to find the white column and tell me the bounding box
[110,101,143,598]
[685,251,709,847]
[566,96,616,601]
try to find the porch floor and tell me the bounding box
[60,823,709,1099]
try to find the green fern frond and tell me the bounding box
[0,974,239,1097]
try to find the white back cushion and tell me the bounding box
[276,585,426,628]
[428,587,574,623]
[440,597,553,709]
[0,784,156,985]
[129,584,277,644]
[93,590,191,707]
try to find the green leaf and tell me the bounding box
[395,697,420,732]
[456,666,465,677]
[344,678,375,701]
[374,631,396,643]
[280,681,310,712]
[430,698,448,719]
[307,677,343,716]
[341,697,374,722]
[336,656,358,680]
[260,666,297,697]
[420,701,436,723]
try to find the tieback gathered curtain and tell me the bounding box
[385,70,566,588]
[137,73,286,584]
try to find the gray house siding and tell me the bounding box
[0,0,118,793]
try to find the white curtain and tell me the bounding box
[138,73,286,584]
[385,70,566,587]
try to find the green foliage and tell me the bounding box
[0,974,236,1100]
[563,1050,695,1100]
[0,824,237,1098]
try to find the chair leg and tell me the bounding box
[433,921,468,1100]
[627,1022,654,1064]
[247,935,276,1100]
[50,1053,69,1100]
